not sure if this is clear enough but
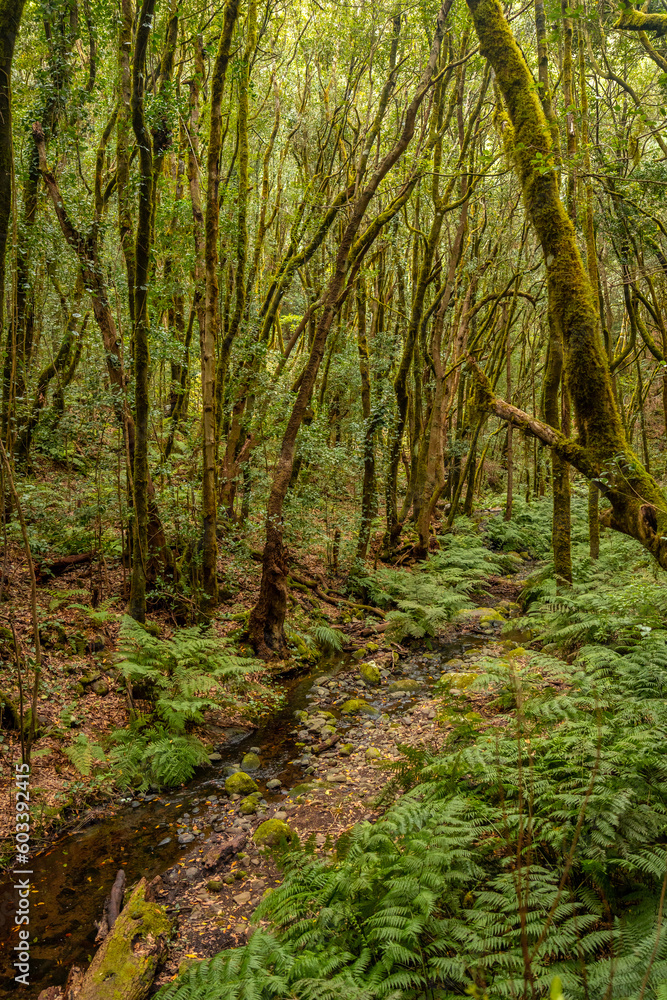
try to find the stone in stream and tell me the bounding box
[178,833,195,844]
[340,698,379,717]
[388,679,422,693]
[208,752,222,762]
[158,837,172,846]
[266,778,282,790]
[225,771,259,795]
[241,752,261,770]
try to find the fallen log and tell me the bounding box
[312,733,341,754]
[203,831,247,869]
[35,551,94,579]
[39,878,172,1000]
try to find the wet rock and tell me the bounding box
[225,771,259,795]
[266,778,282,790]
[241,752,261,770]
[131,800,141,808]
[254,818,294,847]
[178,833,195,844]
[158,837,172,847]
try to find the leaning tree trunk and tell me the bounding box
[466,0,667,570]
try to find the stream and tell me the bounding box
[0,632,491,998]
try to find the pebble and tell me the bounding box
[233,892,251,905]
[178,833,195,844]
[157,837,172,847]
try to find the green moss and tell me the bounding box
[225,771,258,795]
[86,879,172,998]
[240,793,261,815]
[241,752,261,770]
[253,818,294,847]
[359,662,381,686]
[339,743,354,756]
[340,698,378,716]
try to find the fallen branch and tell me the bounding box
[95,868,126,944]
[203,831,247,869]
[288,571,386,619]
[312,733,341,754]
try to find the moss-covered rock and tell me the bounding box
[365,747,382,760]
[339,743,354,756]
[340,698,378,716]
[366,642,380,652]
[225,771,258,796]
[351,648,367,660]
[359,662,381,686]
[240,793,261,815]
[388,678,422,693]
[456,607,505,624]
[442,672,478,691]
[207,879,224,892]
[241,752,261,771]
[253,818,294,848]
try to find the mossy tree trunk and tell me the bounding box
[128,0,157,623]
[0,0,26,442]
[466,0,667,569]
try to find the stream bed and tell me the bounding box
[0,632,490,998]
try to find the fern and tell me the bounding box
[64,733,106,776]
[117,616,259,731]
[311,625,345,653]
[108,721,210,790]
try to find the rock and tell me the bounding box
[157,837,171,847]
[131,800,141,808]
[443,672,478,691]
[456,607,505,624]
[365,747,382,760]
[444,658,465,669]
[351,648,367,660]
[266,778,282,790]
[185,867,198,880]
[241,752,261,770]
[340,698,378,716]
[388,679,422,692]
[274,810,287,820]
[233,891,251,905]
[208,752,222,762]
[253,818,294,848]
[207,879,224,892]
[339,743,354,756]
[240,794,261,815]
[225,771,259,796]
[359,662,381,686]
[90,679,109,696]
[366,642,380,652]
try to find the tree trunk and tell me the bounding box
[250,3,451,657]
[466,0,667,572]
[201,0,241,606]
[128,0,157,622]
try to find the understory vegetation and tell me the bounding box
[156,499,667,999]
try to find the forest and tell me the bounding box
[3,0,667,996]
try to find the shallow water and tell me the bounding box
[0,636,484,998]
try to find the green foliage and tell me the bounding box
[311,624,345,653]
[157,615,667,1000]
[63,733,106,776]
[117,616,259,731]
[108,721,210,790]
